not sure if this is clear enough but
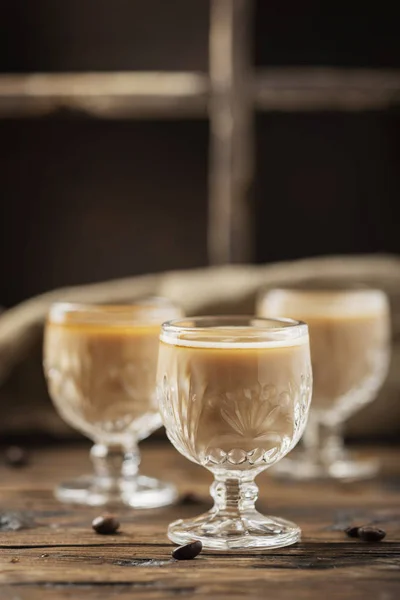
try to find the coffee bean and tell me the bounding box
[358,526,386,542]
[10,557,19,563]
[4,446,29,467]
[172,541,202,560]
[92,515,120,535]
[178,492,203,506]
[345,526,360,538]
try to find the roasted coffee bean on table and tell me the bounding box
[172,541,203,560]
[358,527,386,542]
[92,515,120,535]
[345,526,361,538]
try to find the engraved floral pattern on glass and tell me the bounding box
[160,373,205,464]
[47,353,159,440]
[160,372,312,469]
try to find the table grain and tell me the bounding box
[0,443,399,599]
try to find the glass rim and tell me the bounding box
[257,285,389,319]
[258,286,388,308]
[160,315,309,348]
[258,280,387,298]
[47,296,181,325]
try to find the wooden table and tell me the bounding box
[1,443,399,599]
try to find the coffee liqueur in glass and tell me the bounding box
[258,284,390,480]
[44,298,182,507]
[158,317,312,550]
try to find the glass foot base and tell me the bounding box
[168,510,300,551]
[271,452,379,481]
[55,474,177,508]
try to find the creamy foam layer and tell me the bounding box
[49,302,179,327]
[48,321,160,336]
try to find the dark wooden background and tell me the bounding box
[1,1,400,308]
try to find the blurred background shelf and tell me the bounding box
[0,72,209,119]
[1,68,400,120]
[254,68,400,112]
[1,0,400,305]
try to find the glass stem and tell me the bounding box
[302,418,345,465]
[90,443,140,489]
[210,475,259,517]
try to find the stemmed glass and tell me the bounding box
[43,298,182,507]
[258,284,390,480]
[157,316,312,550]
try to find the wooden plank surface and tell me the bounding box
[0,443,399,599]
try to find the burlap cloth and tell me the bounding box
[0,255,399,439]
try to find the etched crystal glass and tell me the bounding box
[258,284,390,480]
[44,298,182,507]
[157,316,312,550]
